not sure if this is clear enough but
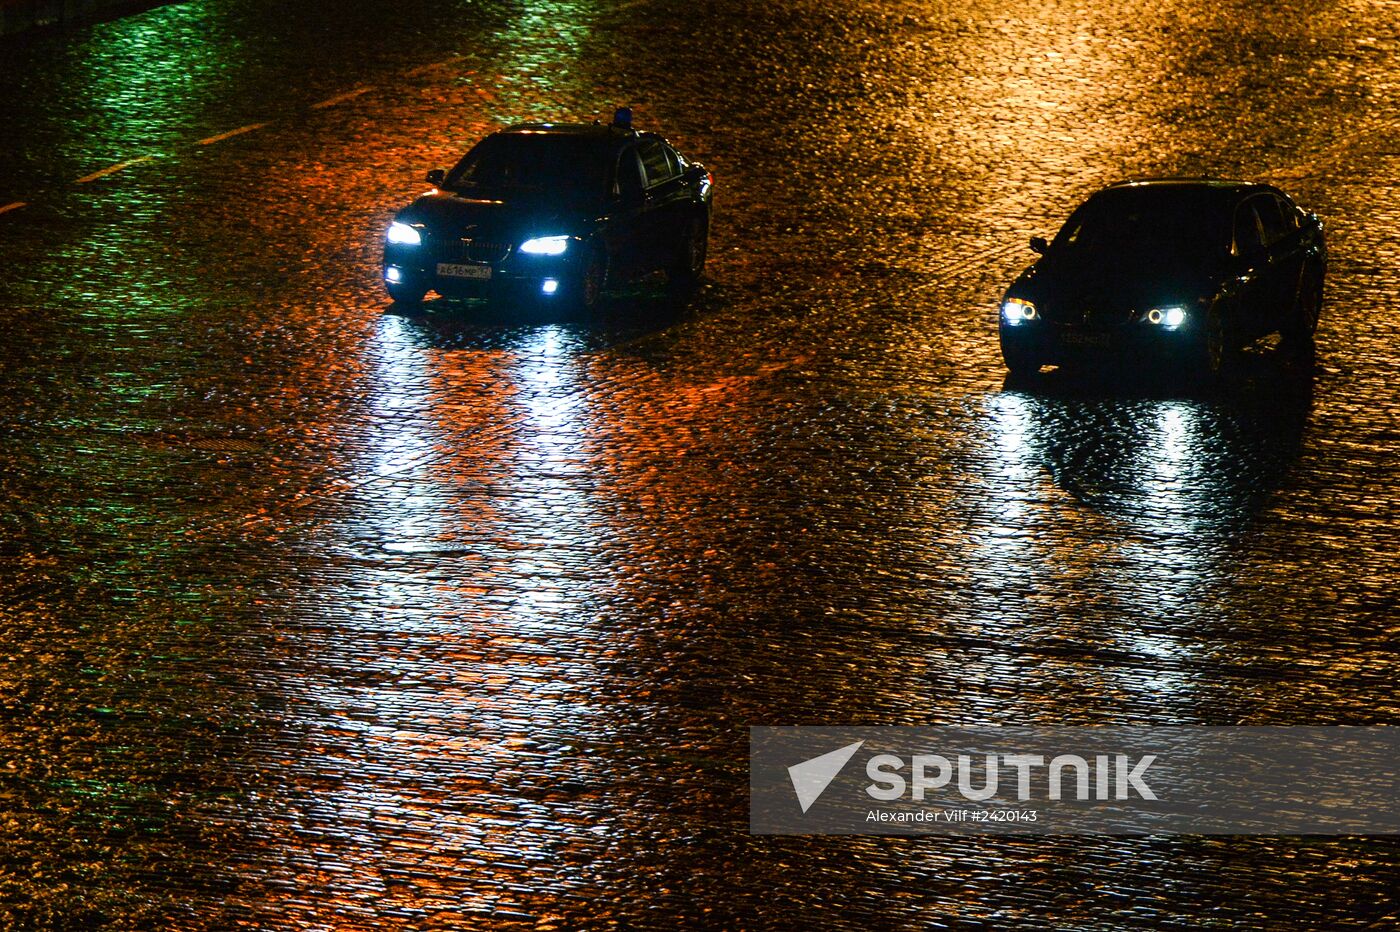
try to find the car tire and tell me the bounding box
[1282,279,1322,355]
[1001,343,1042,376]
[575,246,609,312]
[667,215,708,296]
[386,278,429,305]
[1195,306,1234,382]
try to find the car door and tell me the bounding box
[609,145,649,280]
[635,136,689,272]
[1228,198,1273,341]
[1255,193,1307,335]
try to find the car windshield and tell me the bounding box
[1052,188,1232,264]
[445,134,610,200]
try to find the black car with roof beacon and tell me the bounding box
[998,179,1327,379]
[383,108,713,309]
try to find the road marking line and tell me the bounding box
[197,122,269,146]
[312,86,373,109]
[75,156,151,184]
[0,201,26,215]
[406,56,461,76]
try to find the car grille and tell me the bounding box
[1084,307,1134,327]
[429,238,512,265]
[1047,305,1133,327]
[464,240,510,264]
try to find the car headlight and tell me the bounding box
[519,235,570,256]
[1001,298,1038,324]
[387,221,422,246]
[1143,306,1186,329]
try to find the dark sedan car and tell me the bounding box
[382,110,713,308]
[998,179,1326,378]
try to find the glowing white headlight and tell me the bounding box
[1002,298,1038,324]
[1146,305,1186,329]
[519,235,570,256]
[387,221,421,246]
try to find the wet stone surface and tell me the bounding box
[1,0,1398,927]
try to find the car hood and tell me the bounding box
[396,190,602,243]
[1016,253,1226,326]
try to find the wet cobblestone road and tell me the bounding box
[1,0,1398,927]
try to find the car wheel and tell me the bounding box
[386,278,428,305]
[576,246,609,312]
[1282,280,1322,354]
[667,215,708,296]
[1001,344,1042,376]
[1195,307,1233,381]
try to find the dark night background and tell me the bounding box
[1,0,1397,927]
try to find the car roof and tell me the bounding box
[498,122,635,139]
[1100,177,1286,200]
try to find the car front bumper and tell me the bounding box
[999,321,1206,369]
[383,242,585,301]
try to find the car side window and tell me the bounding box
[615,148,644,197]
[1272,195,1299,235]
[663,144,683,175]
[638,139,676,188]
[1232,202,1264,256]
[1252,195,1290,246]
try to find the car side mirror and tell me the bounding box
[1029,236,1049,255]
[425,169,446,186]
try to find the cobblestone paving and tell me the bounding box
[1,0,1397,927]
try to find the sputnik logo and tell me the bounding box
[788,741,864,813]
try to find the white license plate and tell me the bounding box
[437,262,491,280]
[1061,331,1110,348]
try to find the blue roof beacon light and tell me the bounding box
[611,107,633,130]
